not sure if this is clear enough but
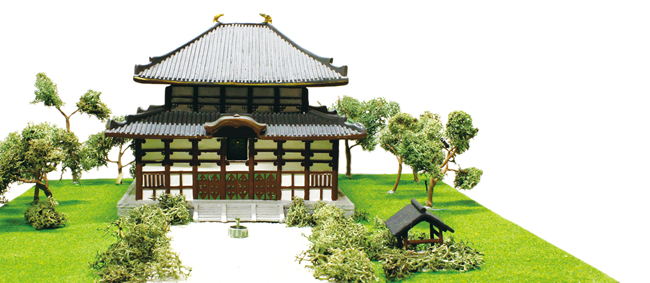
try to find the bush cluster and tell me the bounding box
[379,237,485,280]
[296,200,380,282]
[24,197,67,230]
[293,198,484,281]
[90,204,191,282]
[156,193,191,225]
[285,197,314,227]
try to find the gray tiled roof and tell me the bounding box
[384,199,454,238]
[134,23,348,86]
[105,107,366,140]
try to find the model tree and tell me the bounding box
[0,123,74,201]
[380,112,422,193]
[82,116,134,184]
[333,96,400,178]
[401,111,483,207]
[32,72,111,181]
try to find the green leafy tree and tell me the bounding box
[32,72,111,181]
[0,123,73,201]
[380,112,421,193]
[82,116,133,184]
[333,96,400,178]
[401,111,483,207]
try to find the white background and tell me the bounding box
[1,1,649,282]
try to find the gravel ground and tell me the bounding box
[156,222,322,283]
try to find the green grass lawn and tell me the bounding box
[340,174,616,282]
[0,179,130,283]
[0,176,615,282]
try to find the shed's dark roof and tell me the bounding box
[384,199,454,238]
[133,23,348,87]
[105,106,366,140]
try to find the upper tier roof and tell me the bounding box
[134,23,348,86]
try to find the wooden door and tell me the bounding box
[197,172,222,200]
[225,172,249,199]
[253,173,280,200]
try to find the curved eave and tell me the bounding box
[133,76,349,87]
[104,131,365,141]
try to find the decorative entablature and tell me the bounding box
[204,114,267,137]
[133,22,348,87]
[105,106,366,141]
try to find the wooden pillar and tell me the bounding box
[135,139,143,200]
[330,140,339,201]
[303,141,312,200]
[163,139,172,194]
[275,140,285,199]
[191,139,199,200]
[248,138,255,199]
[220,138,227,199]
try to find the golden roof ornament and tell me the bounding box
[259,13,272,24]
[213,14,224,23]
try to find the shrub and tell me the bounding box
[312,248,378,283]
[366,216,397,260]
[353,209,370,222]
[312,202,346,226]
[286,197,314,227]
[24,196,67,230]
[378,237,484,280]
[90,204,190,282]
[298,203,371,281]
[156,193,191,225]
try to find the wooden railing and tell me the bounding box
[282,171,336,201]
[140,170,336,201]
[141,171,193,198]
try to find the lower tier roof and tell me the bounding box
[105,106,366,140]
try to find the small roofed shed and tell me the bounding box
[385,199,455,249]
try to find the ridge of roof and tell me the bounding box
[133,22,348,86]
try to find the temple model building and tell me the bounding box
[106,16,366,203]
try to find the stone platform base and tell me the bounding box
[117,180,355,222]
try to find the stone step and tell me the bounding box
[195,202,285,223]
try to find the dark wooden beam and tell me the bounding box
[220,87,226,113]
[331,139,339,201]
[303,141,312,200]
[191,139,199,200]
[165,86,172,111]
[247,87,254,114]
[193,86,199,112]
[135,139,143,200]
[302,87,309,113]
[274,87,280,113]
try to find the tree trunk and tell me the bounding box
[426,177,438,207]
[34,182,52,201]
[33,184,40,201]
[345,139,352,179]
[116,162,123,185]
[391,158,403,192]
[412,170,419,183]
[65,116,71,133]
